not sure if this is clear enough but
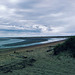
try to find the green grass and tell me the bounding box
[0,46,75,75]
[53,36,75,57]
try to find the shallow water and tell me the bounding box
[0,37,66,49]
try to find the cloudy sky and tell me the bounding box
[0,0,75,37]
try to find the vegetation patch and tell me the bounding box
[53,36,75,57]
[0,57,36,73]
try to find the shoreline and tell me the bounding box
[0,40,65,55]
[0,38,75,75]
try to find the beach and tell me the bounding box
[0,40,65,55]
[0,39,75,75]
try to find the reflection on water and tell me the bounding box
[0,38,66,49]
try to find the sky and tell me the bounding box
[0,0,75,37]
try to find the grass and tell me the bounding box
[53,36,75,57]
[0,45,75,75]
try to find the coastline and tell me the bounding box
[0,39,65,55]
[0,39,75,75]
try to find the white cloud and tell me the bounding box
[51,26,64,33]
[0,5,7,11]
[50,13,64,17]
[8,0,21,4]
[33,24,51,33]
[17,9,34,12]
[0,0,75,36]
[39,12,64,19]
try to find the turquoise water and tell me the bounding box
[0,37,66,49]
